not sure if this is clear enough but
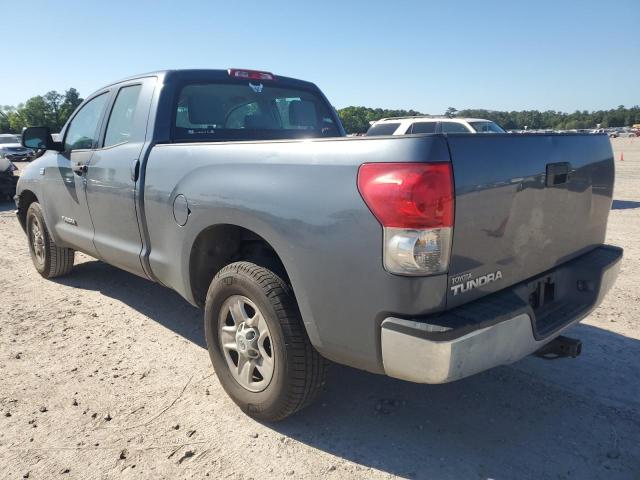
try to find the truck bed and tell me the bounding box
[141,132,615,373]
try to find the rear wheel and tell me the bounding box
[26,202,75,278]
[204,261,327,421]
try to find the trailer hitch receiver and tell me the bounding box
[535,335,582,360]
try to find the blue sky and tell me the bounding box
[2,0,638,114]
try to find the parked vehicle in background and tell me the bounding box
[0,134,35,161]
[366,116,506,136]
[0,134,21,143]
[0,153,18,200]
[608,130,619,138]
[15,68,622,421]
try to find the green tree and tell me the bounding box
[7,104,26,132]
[338,105,640,133]
[44,90,64,130]
[445,107,458,118]
[21,96,48,127]
[0,106,23,133]
[0,109,9,133]
[338,106,423,134]
[60,88,83,126]
[0,88,84,133]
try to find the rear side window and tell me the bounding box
[440,122,470,133]
[104,84,142,147]
[366,123,400,136]
[174,82,338,142]
[64,93,108,151]
[410,122,437,134]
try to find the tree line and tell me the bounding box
[337,105,640,134]
[0,88,83,134]
[2,89,638,135]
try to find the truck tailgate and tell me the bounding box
[446,133,614,308]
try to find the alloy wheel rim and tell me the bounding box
[219,295,274,392]
[30,218,45,264]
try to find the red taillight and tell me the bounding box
[357,163,454,229]
[358,162,455,275]
[228,68,276,81]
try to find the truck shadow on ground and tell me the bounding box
[55,259,205,348]
[612,200,640,210]
[56,259,640,479]
[0,201,16,213]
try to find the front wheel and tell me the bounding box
[204,261,327,421]
[26,202,75,278]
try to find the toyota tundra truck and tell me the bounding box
[15,69,622,421]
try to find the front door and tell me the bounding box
[44,92,110,256]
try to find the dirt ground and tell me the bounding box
[1,138,639,480]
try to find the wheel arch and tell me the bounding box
[16,189,39,232]
[188,223,290,308]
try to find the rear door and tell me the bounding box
[84,78,156,277]
[446,133,614,307]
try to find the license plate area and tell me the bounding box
[527,275,556,311]
[524,271,584,338]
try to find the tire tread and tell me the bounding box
[27,202,75,279]
[213,261,328,420]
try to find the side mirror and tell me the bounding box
[22,126,63,152]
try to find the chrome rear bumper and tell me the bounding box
[381,245,622,384]
[383,313,546,383]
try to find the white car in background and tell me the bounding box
[0,133,35,161]
[366,116,506,136]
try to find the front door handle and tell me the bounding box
[131,159,140,182]
[72,164,87,176]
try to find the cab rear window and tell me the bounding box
[173,82,339,142]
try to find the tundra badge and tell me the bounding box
[450,270,503,296]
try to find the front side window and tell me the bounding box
[104,84,142,147]
[174,82,338,142]
[440,122,471,133]
[64,93,108,151]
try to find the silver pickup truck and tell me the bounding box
[16,69,622,421]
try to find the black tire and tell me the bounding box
[204,261,327,421]
[26,202,75,278]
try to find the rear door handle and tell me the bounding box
[546,162,570,187]
[72,164,87,176]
